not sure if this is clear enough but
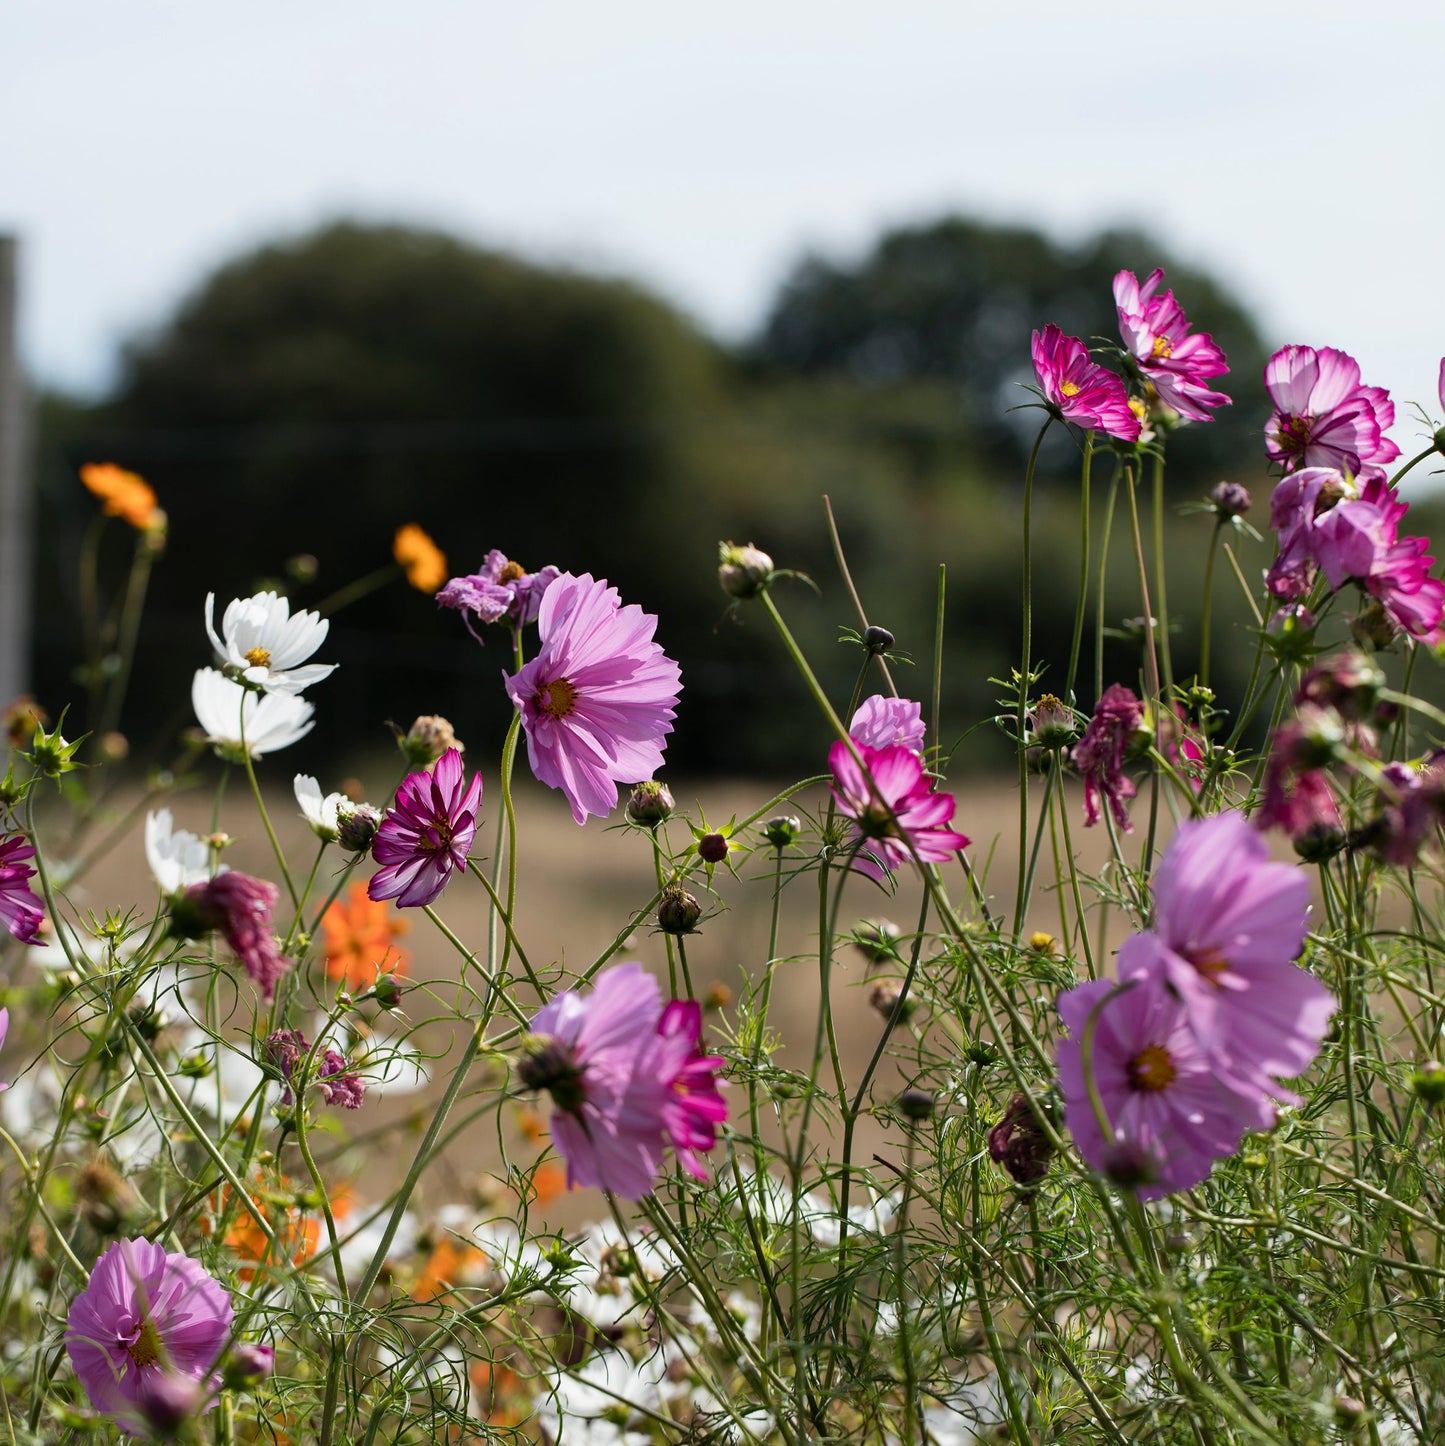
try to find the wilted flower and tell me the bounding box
[369,748,482,909]
[436,549,559,636]
[850,695,927,753]
[205,591,335,696]
[400,714,462,766]
[1296,652,1385,721]
[191,668,314,759]
[80,462,164,532]
[294,774,344,841]
[1264,344,1398,481]
[718,541,774,599]
[1113,268,1231,423]
[393,523,448,594]
[0,833,44,944]
[65,1237,233,1437]
[987,1092,1056,1186]
[505,573,682,825]
[1030,325,1140,441]
[178,871,289,1001]
[144,810,211,896]
[1071,684,1145,831]
[265,1029,366,1110]
[1362,756,1445,867]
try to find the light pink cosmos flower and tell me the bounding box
[436,549,561,642]
[1113,268,1231,423]
[505,573,682,825]
[828,739,970,882]
[1057,968,1273,1199]
[368,747,483,908]
[521,962,726,1199]
[1030,325,1141,442]
[65,1237,233,1438]
[1117,813,1334,1094]
[849,695,926,753]
[0,833,44,944]
[1264,344,1399,481]
[1071,684,1144,831]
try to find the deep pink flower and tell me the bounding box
[1264,344,1399,481]
[1113,268,1231,423]
[1031,325,1140,441]
[65,1237,233,1438]
[264,1030,366,1110]
[521,962,726,1199]
[828,739,970,882]
[181,871,288,1001]
[850,695,926,753]
[1365,756,1445,867]
[1071,684,1144,831]
[0,833,44,944]
[437,549,560,641]
[368,747,482,908]
[1118,813,1334,1091]
[505,573,682,825]
[1058,968,1273,1199]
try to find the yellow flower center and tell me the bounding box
[1127,1044,1177,1093]
[1184,947,1231,987]
[498,560,526,584]
[1150,336,1173,360]
[539,678,578,719]
[1059,380,1081,399]
[128,1318,163,1369]
[244,647,272,669]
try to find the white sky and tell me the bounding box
[4,0,1443,455]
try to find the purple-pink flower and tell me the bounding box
[1113,268,1231,423]
[849,695,926,753]
[1256,709,1346,842]
[264,1029,366,1110]
[1264,344,1399,481]
[436,549,560,641]
[1031,324,1141,442]
[65,1237,233,1438]
[368,747,482,908]
[520,962,726,1199]
[181,870,289,1001]
[827,739,970,882]
[505,573,682,825]
[1071,684,1145,831]
[1057,967,1273,1199]
[1364,756,1445,867]
[0,833,44,944]
[1118,813,1334,1092]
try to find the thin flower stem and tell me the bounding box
[237,702,299,910]
[1095,464,1121,701]
[824,492,896,697]
[314,560,403,616]
[1389,443,1440,489]
[1199,519,1224,688]
[1065,432,1095,702]
[1150,448,1175,697]
[95,533,156,741]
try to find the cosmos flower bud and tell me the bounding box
[335,801,382,854]
[76,1160,140,1235]
[137,1370,205,1438]
[896,1088,934,1122]
[761,814,801,849]
[222,1342,276,1391]
[852,918,901,966]
[657,885,702,935]
[697,832,729,864]
[868,978,916,1028]
[370,973,406,1010]
[626,780,674,827]
[718,541,774,599]
[1209,481,1252,519]
[1296,652,1384,722]
[1349,601,1401,652]
[1291,822,1347,864]
[1409,1060,1445,1106]
[862,625,895,654]
[400,715,463,767]
[1101,1139,1161,1191]
[1028,694,1076,749]
[987,1092,1056,1187]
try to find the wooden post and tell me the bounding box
[0,235,32,706]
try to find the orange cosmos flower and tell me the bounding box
[79,462,164,531]
[394,523,448,593]
[322,880,410,991]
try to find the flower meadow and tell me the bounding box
[5,284,1445,1446]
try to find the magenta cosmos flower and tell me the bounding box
[1264,344,1399,481]
[0,833,43,944]
[505,573,682,825]
[437,548,560,641]
[178,870,289,1001]
[1030,324,1141,442]
[65,1237,233,1437]
[850,695,926,754]
[1118,812,1334,1092]
[519,962,726,1199]
[828,739,970,882]
[368,747,482,908]
[1057,968,1274,1198]
[1113,268,1231,423]
[1071,684,1144,831]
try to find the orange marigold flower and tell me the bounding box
[79,462,164,531]
[394,523,448,594]
[322,880,410,991]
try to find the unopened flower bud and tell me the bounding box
[868,978,916,1028]
[896,1087,934,1122]
[3,695,46,748]
[1332,1396,1367,1430]
[223,1342,276,1391]
[1292,822,1347,864]
[336,801,382,854]
[400,715,462,767]
[852,918,901,966]
[178,1051,213,1079]
[1297,652,1384,722]
[286,553,319,584]
[76,1160,140,1235]
[1410,1060,1445,1106]
[1101,1140,1160,1191]
[1029,694,1075,749]
[1209,481,1252,519]
[718,541,774,599]
[761,814,801,849]
[371,973,406,1010]
[1349,601,1401,652]
[626,780,674,827]
[1028,932,1059,956]
[697,832,729,864]
[657,885,702,935]
[987,1092,1056,1187]
[862,625,895,654]
[136,1370,204,1438]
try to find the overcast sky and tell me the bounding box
[4,1,1443,459]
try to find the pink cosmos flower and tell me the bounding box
[849,695,926,753]
[180,870,289,1001]
[368,747,482,908]
[1364,756,1445,867]
[1071,684,1144,831]
[505,573,682,825]
[1057,968,1273,1199]
[1113,268,1231,423]
[827,739,970,882]
[1118,813,1334,1093]
[1031,325,1141,441]
[1264,344,1399,481]
[264,1029,366,1110]
[0,833,43,944]
[437,549,561,641]
[65,1237,233,1438]
[520,962,726,1199]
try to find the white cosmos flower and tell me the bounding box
[205,590,335,696]
[144,808,212,893]
[294,775,344,841]
[192,668,314,759]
